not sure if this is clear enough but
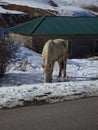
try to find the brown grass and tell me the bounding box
[2,4,57,16]
[0,13,34,27]
[84,6,98,13]
[0,3,57,27]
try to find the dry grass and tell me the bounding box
[2,4,57,16]
[0,3,57,27]
[84,6,98,13]
[0,13,34,27]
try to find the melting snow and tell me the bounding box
[0,43,98,109]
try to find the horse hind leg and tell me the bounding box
[62,58,67,77]
[58,60,63,77]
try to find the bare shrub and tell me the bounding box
[0,38,18,77]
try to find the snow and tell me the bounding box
[0,0,98,109]
[56,6,95,16]
[0,43,98,109]
[0,27,9,37]
[1,0,98,7]
[0,0,98,16]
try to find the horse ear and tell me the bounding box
[42,64,44,68]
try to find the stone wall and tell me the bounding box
[9,33,33,49]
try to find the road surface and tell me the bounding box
[0,97,98,130]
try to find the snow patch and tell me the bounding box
[0,43,98,109]
[0,0,98,16]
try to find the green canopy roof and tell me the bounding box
[8,16,98,35]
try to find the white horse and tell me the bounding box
[42,39,68,83]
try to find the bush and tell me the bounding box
[0,38,18,77]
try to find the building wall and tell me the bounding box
[9,33,98,58]
[71,37,94,58]
[32,34,70,53]
[94,39,98,55]
[9,33,33,49]
[32,34,98,58]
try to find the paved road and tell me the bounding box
[0,97,98,130]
